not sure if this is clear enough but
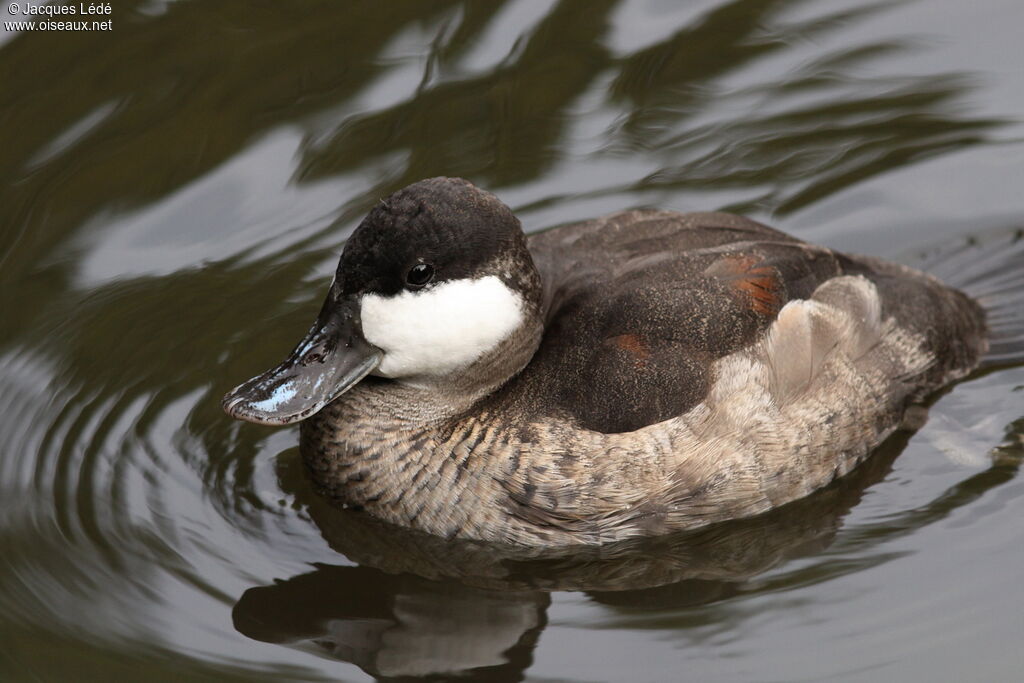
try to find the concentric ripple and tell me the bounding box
[0,287,338,678]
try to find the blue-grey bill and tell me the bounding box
[221,299,382,425]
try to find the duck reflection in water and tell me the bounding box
[234,566,547,680]
[233,419,1023,680]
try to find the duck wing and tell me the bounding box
[499,210,978,434]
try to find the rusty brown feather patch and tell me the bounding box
[705,254,783,316]
[604,333,651,368]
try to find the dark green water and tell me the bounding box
[2,1,1023,681]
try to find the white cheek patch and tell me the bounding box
[360,275,524,379]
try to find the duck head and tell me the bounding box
[222,177,544,425]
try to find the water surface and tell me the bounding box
[2,1,1024,680]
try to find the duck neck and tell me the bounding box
[296,310,545,530]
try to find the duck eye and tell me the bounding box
[406,263,434,287]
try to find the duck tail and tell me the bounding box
[909,226,1024,368]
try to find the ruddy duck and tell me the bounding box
[223,177,1014,547]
